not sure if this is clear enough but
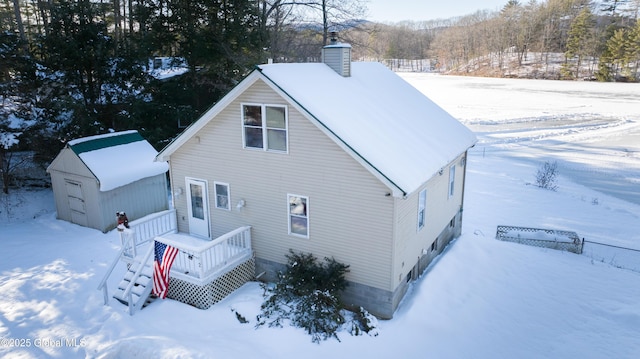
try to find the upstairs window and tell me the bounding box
[242,104,288,152]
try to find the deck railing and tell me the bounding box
[155,226,252,285]
[99,209,177,304]
[120,209,178,259]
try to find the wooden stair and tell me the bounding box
[112,246,155,315]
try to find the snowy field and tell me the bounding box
[1,74,640,358]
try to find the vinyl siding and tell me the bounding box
[48,147,168,232]
[169,79,395,291]
[48,148,100,228]
[97,174,168,231]
[391,153,467,286]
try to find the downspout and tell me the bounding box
[256,66,407,198]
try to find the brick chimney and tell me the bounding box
[321,32,351,77]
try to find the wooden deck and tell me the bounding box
[99,210,253,313]
[155,227,252,286]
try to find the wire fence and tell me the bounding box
[496,225,640,273]
[496,225,583,254]
[581,240,640,273]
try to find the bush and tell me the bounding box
[346,307,379,337]
[256,250,350,343]
[535,160,559,191]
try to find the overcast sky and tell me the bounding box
[365,0,509,22]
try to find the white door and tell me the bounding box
[186,178,210,238]
[64,179,88,227]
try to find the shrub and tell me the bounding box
[346,307,379,337]
[535,160,559,191]
[256,250,350,343]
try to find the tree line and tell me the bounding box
[346,0,639,81]
[0,0,638,192]
[0,0,366,192]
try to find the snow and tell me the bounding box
[258,62,477,196]
[503,229,575,243]
[69,131,169,192]
[2,74,640,358]
[0,132,21,149]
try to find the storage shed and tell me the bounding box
[47,130,169,232]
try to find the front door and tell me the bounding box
[186,178,210,238]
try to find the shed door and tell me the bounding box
[65,179,88,227]
[186,178,210,239]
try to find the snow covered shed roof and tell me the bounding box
[65,130,168,192]
[157,62,476,197]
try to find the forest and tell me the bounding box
[0,0,639,192]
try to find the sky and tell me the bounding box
[366,0,509,22]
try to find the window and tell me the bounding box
[431,239,438,252]
[214,182,230,210]
[242,104,288,152]
[288,194,309,237]
[189,182,205,219]
[417,189,426,231]
[448,165,456,198]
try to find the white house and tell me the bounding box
[154,41,477,318]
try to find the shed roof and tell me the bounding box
[157,61,476,196]
[66,130,168,192]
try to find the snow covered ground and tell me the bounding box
[1,74,639,358]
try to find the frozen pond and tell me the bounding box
[401,73,640,205]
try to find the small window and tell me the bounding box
[214,182,230,210]
[417,189,426,231]
[448,165,456,198]
[288,194,309,238]
[242,104,288,152]
[450,217,455,228]
[431,239,438,252]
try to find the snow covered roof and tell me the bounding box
[257,62,477,195]
[157,61,476,196]
[68,130,168,192]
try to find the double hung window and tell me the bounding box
[242,104,288,152]
[288,194,309,238]
[417,189,427,230]
[448,165,456,198]
[214,182,230,210]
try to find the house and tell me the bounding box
[154,40,477,319]
[47,130,169,232]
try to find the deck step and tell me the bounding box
[111,245,156,314]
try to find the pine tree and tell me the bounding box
[563,7,594,79]
[0,30,35,193]
[604,28,630,80]
[626,20,640,80]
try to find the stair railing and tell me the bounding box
[121,245,155,315]
[97,232,136,305]
[97,209,177,306]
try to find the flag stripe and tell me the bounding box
[152,241,179,299]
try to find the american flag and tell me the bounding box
[152,241,179,299]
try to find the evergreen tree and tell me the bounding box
[562,7,594,79]
[0,30,37,193]
[39,0,114,136]
[626,20,640,80]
